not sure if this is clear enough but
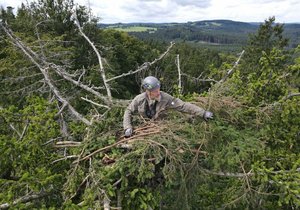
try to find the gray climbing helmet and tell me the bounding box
[142,76,160,91]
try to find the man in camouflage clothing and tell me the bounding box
[123,76,213,137]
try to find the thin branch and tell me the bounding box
[77,67,86,82]
[0,191,50,209]
[9,123,21,137]
[203,169,254,178]
[181,73,217,83]
[106,42,175,82]
[106,62,150,82]
[240,160,251,191]
[19,121,29,141]
[56,102,68,117]
[54,141,81,148]
[218,50,245,84]
[42,137,64,145]
[55,141,81,145]
[81,97,111,109]
[51,155,79,164]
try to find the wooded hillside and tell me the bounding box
[102,20,300,52]
[0,1,299,209]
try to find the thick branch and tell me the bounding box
[283,92,300,100]
[176,54,182,94]
[72,11,112,102]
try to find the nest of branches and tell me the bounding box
[63,96,258,208]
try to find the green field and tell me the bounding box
[108,26,157,32]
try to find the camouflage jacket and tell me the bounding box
[123,91,206,130]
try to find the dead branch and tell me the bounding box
[56,141,81,145]
[1,23,92,126]
[54,141,81,148]
[69,175,90,200]
[181,73,217,83]
[9,123,21,137]
[56,102,68,117]
[49,63,110,105]
[103,194,110,210]
[81,97,110,109]
[51,155,79,164]
[54,143,80,148]
[72,11,112,102]
[0,191,50,209]
[218,50,245,84]
[75,130,161,163]
[202,169,254,178]
[175,54,182,94]
[106,42,175,82]
[283,92,300,100]
[19,121,29,141]
[240,161,252,191]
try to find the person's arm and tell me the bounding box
[123,97,139,136]
[169,97,206,116]
[165,93,213,120]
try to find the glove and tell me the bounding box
[203,111,213,121]
[124,128,133,137]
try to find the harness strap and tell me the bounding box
[145,100,157,119]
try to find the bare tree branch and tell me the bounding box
[283,92,300,100]
[218,50,245,84]
[49,63,110,104]
[175,54,182,94]
[72,11,112,102]
[1,23,92,126]
[181,73,217,83]
[0,191,50,209]
[106,42,175,82]
[19,120,29,141]
[81,97,110,109]
[9,123,21,137]
[202,169,254,178]
[54,141,81,148]
[103,194,110,210]
[51,155,79,164]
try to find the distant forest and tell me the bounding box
[101,20,300,52]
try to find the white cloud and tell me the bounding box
[0,0,299,23]
[173,0,211,8]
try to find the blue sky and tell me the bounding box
[1,0,299,23]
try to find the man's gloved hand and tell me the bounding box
[203,111,213,121]
[124,128,133,137]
